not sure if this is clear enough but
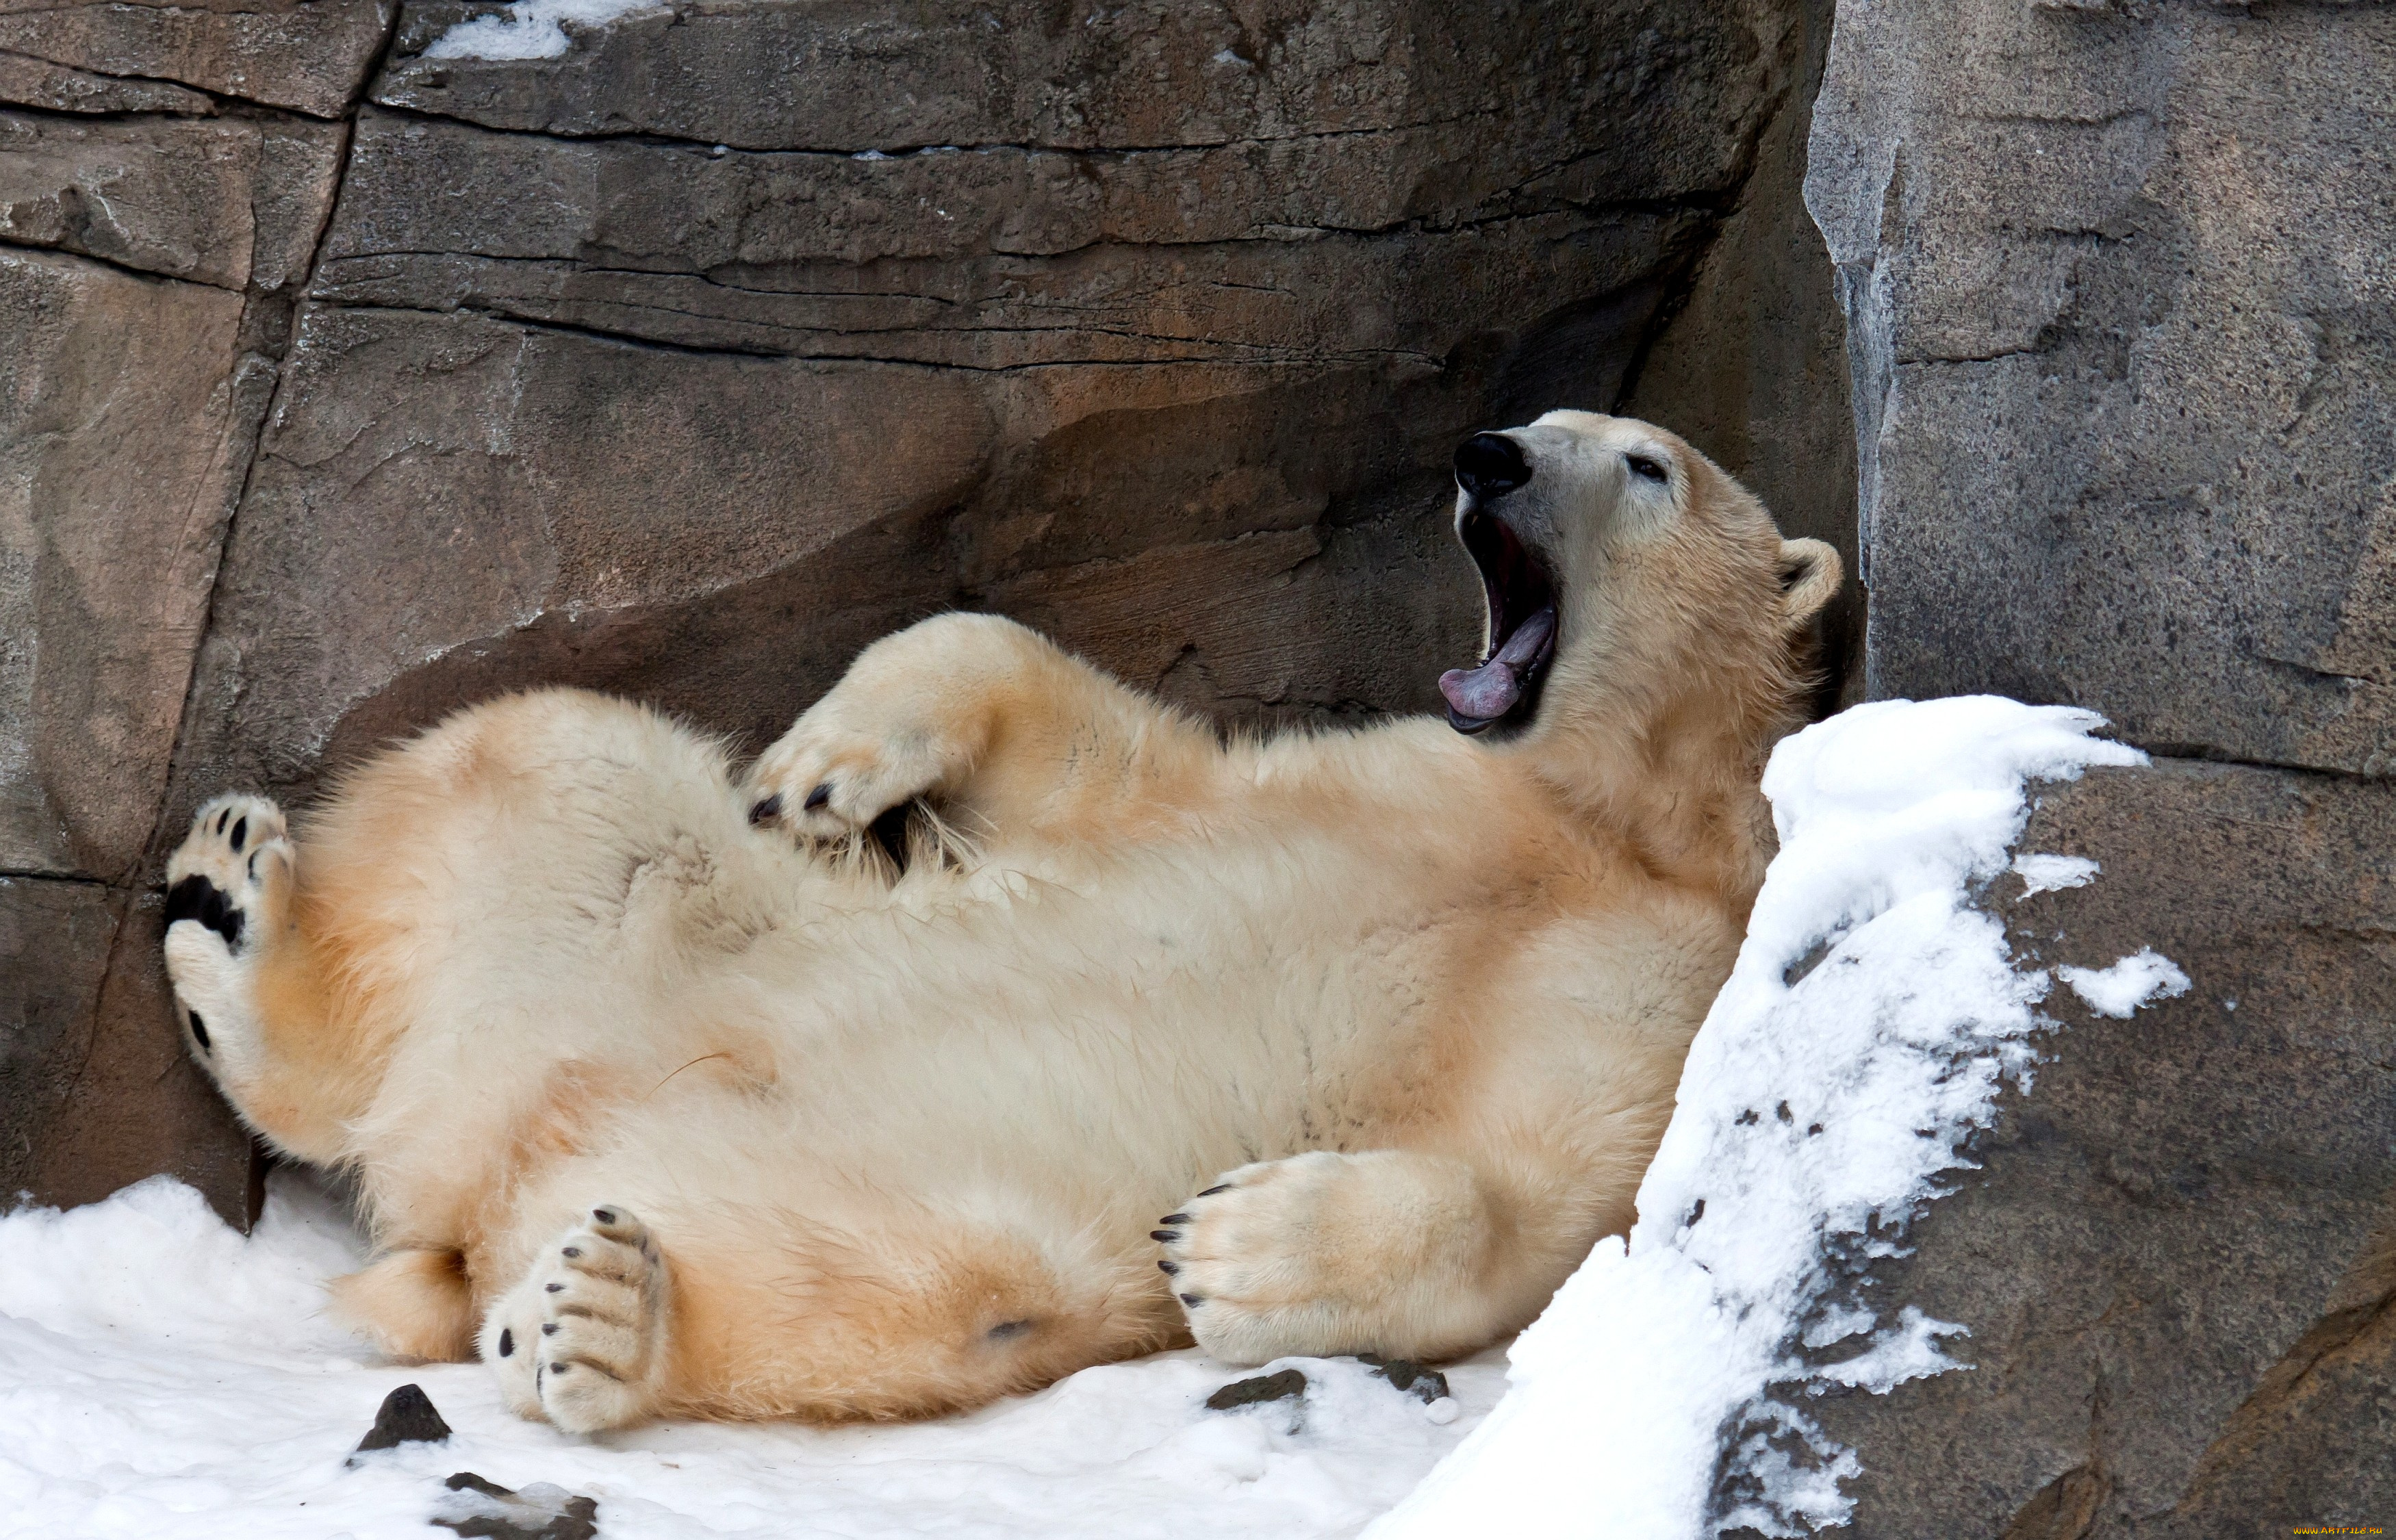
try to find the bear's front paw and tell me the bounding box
[162,793,291,1074]
[487,1206,672,1435]
[745,713,959,843]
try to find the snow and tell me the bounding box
[2059,949,2193,1018]
[0,1177,1502,1539]
[422,0,665,62]
[2011,851,2099,896]
[1,695,2181,1539]
[1368,695,2168,1540]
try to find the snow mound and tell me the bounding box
[1370,695,2167,1539]
[423,0,667,62]
[0,1178,1499,1539]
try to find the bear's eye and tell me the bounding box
[1625,454,1669,485]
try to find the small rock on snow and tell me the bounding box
[1356,1355,1451,1404]
[348,1382,451,1457]
[433,1471,600,1539]
[1206,1368,1308,1410]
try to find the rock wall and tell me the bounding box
[0,1,1855,1219]
[1798,1,2395,1534]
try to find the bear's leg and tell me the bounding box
[1156,1149,1586,1366]
[330,1248,479,1363]
[745,612,1216,854]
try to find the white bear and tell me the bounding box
[159,410,1839,1431]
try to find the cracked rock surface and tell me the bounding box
[1776,765,2396,1539]
[1794,3,2396,1535]
[1809,0,2396,778]
[0,0,1856,1221]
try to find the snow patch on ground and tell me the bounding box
[2059,949,2193,1018]
[1370,696,2167,1540]
[423,0,667,62]
[0,1177,1501,1539]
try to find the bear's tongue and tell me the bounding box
[1439,605,1555,721]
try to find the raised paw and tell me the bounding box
[745,712,960,843]
[164,793,288,948]
[161,793,290,1073]
[743,613,1025,843]
[485,1207,672,1435]
[1155,1151,1492,1366]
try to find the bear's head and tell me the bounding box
[1439,409,1841,756]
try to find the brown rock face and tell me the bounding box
[0,0,394,119]
[0,92,353,1214]
[1780,765,2396,1539]
[1808,0,2396,776]
[1,246,246,882]
[2,0,1855,1225]
[1792,0,2396,1532]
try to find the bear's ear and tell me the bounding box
[1776,538,1842,627]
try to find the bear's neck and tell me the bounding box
[1522,669,1789,920]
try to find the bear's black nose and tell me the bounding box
[1455,433,1531,499]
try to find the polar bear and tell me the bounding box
[158,410,1839,1432]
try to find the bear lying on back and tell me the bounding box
[159,411,1839,1430]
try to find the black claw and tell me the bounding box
[592,1208,616,1224]
[188,1011,211,1053]
[1150,1229,1181,1244]
[229,816,247,851]
[1179,1294,1204,1307]
[545,1283,563,1294]
[541,1322,558,1336]
[804,782,832,811]
[1158,1260,1179,1275]
[549,1363,570,1374]
[1197,1184,1231,1196]
[1159,1213,1190,1224]
[496,1328,514,1358]
[748,794,782,825]
[216,808,229,833]
[562,1246,581,1258]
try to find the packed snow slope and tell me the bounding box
[0,697,2182,1539]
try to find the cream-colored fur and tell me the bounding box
[159,411,1838,1431]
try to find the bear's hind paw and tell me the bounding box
[489,1206,673,1435]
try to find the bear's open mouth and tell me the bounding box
[1440,509,1558,735]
